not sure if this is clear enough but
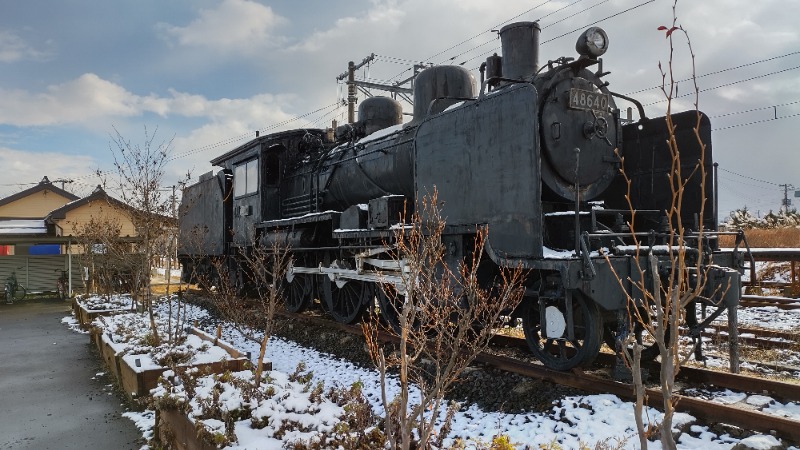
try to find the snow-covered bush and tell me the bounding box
[151,364,385,449]
[725,207,800,229]
[78,293,135,311]
[725,207,762,229]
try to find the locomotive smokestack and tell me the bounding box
[499,21,541,81]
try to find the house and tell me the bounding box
[47,185,139,240]
[0,176,79,256]
[46,185,145,294]
[0,178,142,296]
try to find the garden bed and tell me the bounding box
[73,294,136,329]
[93,310,253,400]
[155,408,218,450]
[150,366,379,449]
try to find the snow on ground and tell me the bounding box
[77,293,135,311]
[63,298,800,449]
[60,315,87,334]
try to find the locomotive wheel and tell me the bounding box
[521,291,603,371]
[376,284,403,331]
[602,322,662,362]
[376,284,421,333]
[603,301,698,362]
[322,278,373,324]
[284,274,314,313]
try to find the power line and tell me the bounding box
[167,101,342,162]
[718,167,782,187]
[718,175,783,192]
[541,0,655,45]
[625,50,800,96]
[439,0,608,68]
[714,111,800,131]
[382,0,562,82]
[642,64,800,107]
[427,0,558,62]
[456,0,655,71]
[710,100,800,118]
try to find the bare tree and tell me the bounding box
[106,125,189,345]
[362,191,525,450]
[607,3,722,448]
[212,237,291,388]
[72,215,130,298]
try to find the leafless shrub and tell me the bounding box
[211,237,291,388]
[362,190,525,450]
[106,125,190,346]
[607,3,716,448]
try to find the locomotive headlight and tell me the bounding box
[576,27,609,58]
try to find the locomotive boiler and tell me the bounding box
[179,22,746,370]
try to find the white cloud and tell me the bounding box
[0,147,97,199]
[157,0,288,53]
[290,4,406,53]
[0,30,50,63]
[0,74,145,127]
[0,73,298,131]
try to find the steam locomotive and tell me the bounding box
[179,22,745,370]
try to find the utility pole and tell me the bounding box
[165,185,177,281]
[336,54,421,123]
[780,183,795,213]
[52,178,74,191]
[337,54,375,123]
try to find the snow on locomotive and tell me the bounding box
[178,22,744,370]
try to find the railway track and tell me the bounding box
[740,294,800,310]
[701,323,800,350]
[277,309,800,442]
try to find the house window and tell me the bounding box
[234,159,259,197]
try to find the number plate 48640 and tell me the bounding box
[568,88,610,112]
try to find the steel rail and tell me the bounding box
[740,295,800,310]
[475,352,800,442]
[278,310,800,441]
[490,334,800,401]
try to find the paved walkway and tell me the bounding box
[0,300,143,449]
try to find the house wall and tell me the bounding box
[53,201,138,237]
[0,190,75,218]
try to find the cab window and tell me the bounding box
[234,159,258,197]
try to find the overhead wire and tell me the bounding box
[111,3,800,186]
[439,0,607,68]
[715,111,800,131]
[166,101,341,162]
[718,167,782,187]
[625,51,800,96]
[710,100,800,118]
[642,64,800,107]
[383,0,565,83]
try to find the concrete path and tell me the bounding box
[0,300,143,449]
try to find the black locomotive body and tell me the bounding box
[179,22,745,370]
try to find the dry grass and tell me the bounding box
[718,227,800,248]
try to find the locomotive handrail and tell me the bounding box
[579,232,596,280]
[610,91,647,122]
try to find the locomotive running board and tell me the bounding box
[287,264,406,291]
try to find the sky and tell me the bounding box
[1,0,798,219]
